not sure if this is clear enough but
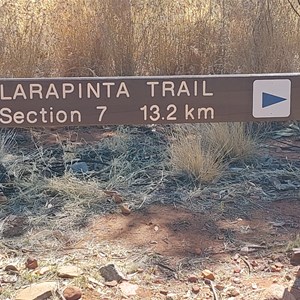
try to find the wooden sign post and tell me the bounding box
[0,74,299,127]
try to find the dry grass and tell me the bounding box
[170,130,226,183]
[287,234,300,251]
[169,122,257,183]
[46,173,106,207]
[0,0,299,77]
[203,123,257,161]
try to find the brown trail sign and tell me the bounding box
[0,74,299,127]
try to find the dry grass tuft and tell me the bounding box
[203,123,257,161]
[46,173,106,206]
[169,122,257,183]
[170,131,226,183]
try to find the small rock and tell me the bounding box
[233,254,240,261]
[233,267,241,274]
[296,268,300,278]
[252,283,258,290]
[63,286,82,300]
[291,249,300,266]
[274,262,284,269]
[15,281,57,300]
[166,293,177,300]
[264,284,296,300]
[192,285,200,294]
[202,269,215,281]
[69,162,88,174]
[271,265,282,272]
[104,280,118,287]
[232,277,241,284]
[25,258,38,270]
[251,260,259,267]
[4,264,19,273]
[228,288,240,297]
[120,204,131,215]
[187,274,198,283]
[57,265,83,278]
[216,284,225,291]
[0,194,8,204]
[119,282,139,297]
[38,267,50,275]
[99,264,126,282]
[160,290,169,295]
[153,278,163,284]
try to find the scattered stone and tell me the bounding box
[271,265,282,272]
[291,249,300,266]
[99,264,126,282]
[215,284,225,291]
[4,264,19,273]
[274,262,284,269]
[57,266,83,278]
[233,254,239,261]
[263,284,296,300]
[153,278,163,284]
[63,286,82,300]
[104,280,118,287]
[233,267,241,274]
[38,267,50,276]
[120,204,131,215]
[232,277,241,284]
[252,283,258,290]
[0,194,8,204]
[160,290,168,295]
[228,287,240,297]
[166,293,177,300]
[187,274,198,283]
[15,281,57,300]
[25,258,38,270]
[192,285,200,294]
[251,260,259,267]
[119,282,139,297]
[202,269,215,281]
[69,162,88,174]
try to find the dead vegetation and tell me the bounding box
[169,123,257,183]
[0,0,299,77]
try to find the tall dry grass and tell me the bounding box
[0,0,299,77]
[169,123,257,183]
